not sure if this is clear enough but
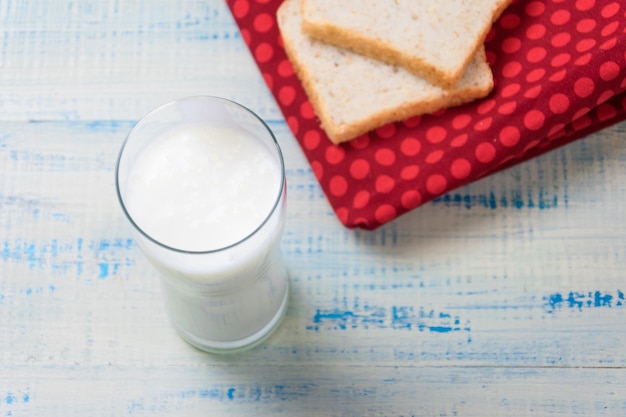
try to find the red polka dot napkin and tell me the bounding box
[226,0,626,230]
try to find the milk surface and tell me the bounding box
[124,123,282,252]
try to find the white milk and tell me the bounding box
[124,123,282,252]
[119,120,289,352]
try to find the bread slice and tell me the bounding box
[300,0,512,89]
[277,0,494,144]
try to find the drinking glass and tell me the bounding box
[115,96,290,353]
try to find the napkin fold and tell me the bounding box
[226,0,626,229]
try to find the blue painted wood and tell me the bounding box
[1,1,625,415]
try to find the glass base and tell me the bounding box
[171,281,290,354]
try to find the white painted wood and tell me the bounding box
[1,0,625,415]
[0,0,281,122]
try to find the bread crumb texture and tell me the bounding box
[301,0,512,88]
[277,0,494,144]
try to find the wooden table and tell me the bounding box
[1,1,625,415]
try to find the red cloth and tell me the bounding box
[226,0,626,230]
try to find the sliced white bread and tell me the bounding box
[300,0,512,89]
[277,0,494,144]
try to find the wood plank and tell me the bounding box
[0,0,280,122]
[1,366,625,416]
[1,120,625,369]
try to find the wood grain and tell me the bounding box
[1,0,625,415]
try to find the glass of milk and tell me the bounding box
[115,96,290,353]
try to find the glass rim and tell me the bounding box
[114,95,286,255]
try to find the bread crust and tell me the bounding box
[301,0,512,90]
[278,0,494,144]
[301,16,455,89]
